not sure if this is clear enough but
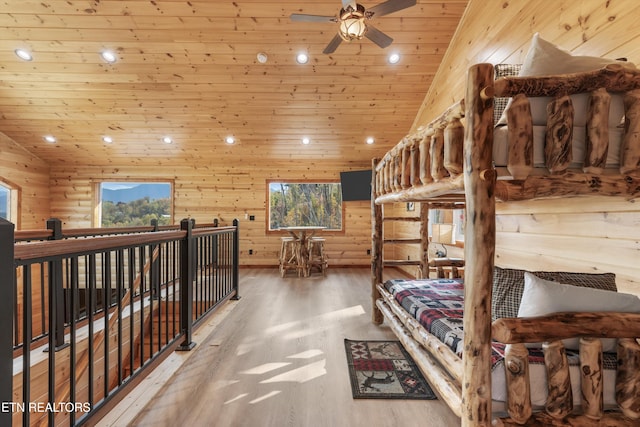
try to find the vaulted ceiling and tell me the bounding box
[0,0,468,168]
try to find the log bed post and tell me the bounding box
[419,202,430,279]
[462,63,495,427]
[371,158,384,324]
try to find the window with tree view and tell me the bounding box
[0,183,10,221]
[268,181,342,231]
[99,182,172,227]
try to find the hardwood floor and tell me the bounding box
[99,268,460,427]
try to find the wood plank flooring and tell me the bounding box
[99,268,460,427]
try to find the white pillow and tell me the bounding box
[518,272,640,352]
[497,33,635,127]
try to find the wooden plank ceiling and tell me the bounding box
[0,0,468,167]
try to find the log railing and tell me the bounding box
[1,217,240,426]
[492,313,640,426]
[373,63,640,204]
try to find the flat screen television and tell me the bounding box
[340,169,372,201]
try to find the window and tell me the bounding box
[268,181,343,231]
[0,180,19,224]
[98,182,173,227]
[0,183,9,221]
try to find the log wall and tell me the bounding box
[0,132,50,229]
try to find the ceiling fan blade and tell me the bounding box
[290,13,336,23]
[323,33,343,54]
[364,24,393,48]
[368,0,417,17]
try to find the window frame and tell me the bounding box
[0,178,20,227]
[93,180,174,228]
[265,179,346,235]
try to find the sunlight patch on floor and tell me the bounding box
[239,362,291,375]
[223,393,249,405]
[249,390,281,404]
[236,304,365,355]
[264,305,365,335]
[287,349,323,359]
[260,359,326,384]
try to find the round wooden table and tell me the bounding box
[279,226,325,277]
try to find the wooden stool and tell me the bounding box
[307,237,328,276]
[279,237,302,277]
[428,257,464,279]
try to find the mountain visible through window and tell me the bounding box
[100,182,172,227]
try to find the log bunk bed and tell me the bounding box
[370,62,640,426]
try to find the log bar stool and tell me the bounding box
[428,257,464,278]
[307,237,328,276]
[279,237,302,277]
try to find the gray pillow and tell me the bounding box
[491,266,617,321]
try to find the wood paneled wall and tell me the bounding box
[0,132,50,229]
[398,0,640,294]
[48,164,372,267]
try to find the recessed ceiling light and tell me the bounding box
[162,136,173,144]
[296,52,309,64]
[256,52,268,64]
[225,136,236,144]
[301,137,310,145]
[101,50,117,63]
[388,53,401,64]
[366,137,375,145]
[102,136,113,144]
[44,135,56,143]
[15,49,33,61]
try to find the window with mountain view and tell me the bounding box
[268,181,342,231]
[99,182,172,227]
[0,182,10,221]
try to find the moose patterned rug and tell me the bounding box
[344,339,437,400]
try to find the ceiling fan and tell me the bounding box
[290,0,417,54]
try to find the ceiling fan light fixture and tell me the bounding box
[338,4,367,42]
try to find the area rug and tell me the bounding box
[344,339,437,400]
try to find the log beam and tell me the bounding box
[494,63,640,98]
[616,338,640,419]
[507,94,534,180]
[542,341,573,419]
[461,62,495,427]
[492,312,640,344]
[584,88,611,174]
[580,337,604,420]
[545,95,574,174]
[504,343,532,424]
[621,89,640,175]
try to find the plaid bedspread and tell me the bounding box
[384,278,617,370]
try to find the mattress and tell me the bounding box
[492,124,624,169]
[384,278,618,407]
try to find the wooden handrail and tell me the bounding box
[492,312,640,344]
[13,230,186,261]
[494,63,640,98]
